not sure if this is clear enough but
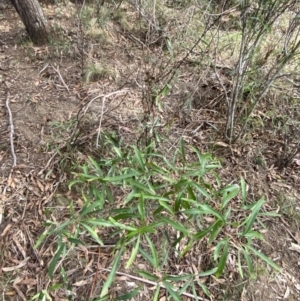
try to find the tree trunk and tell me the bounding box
[10,0,49,45]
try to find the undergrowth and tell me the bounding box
[34,137,281,300]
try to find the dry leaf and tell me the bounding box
[36,180,44,192]
[283,286,290,299]
[73,279,92,286]
[2,257,30,272]
[289,243,300,254]
[215,141,229,147]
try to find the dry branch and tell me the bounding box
[0,88,17,224]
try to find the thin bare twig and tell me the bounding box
[51,64,70,93]
[5,90,17,169]
[96,89,129,148]
[78,0,86,75]
[83,89,129,115]
[1,88,17,224]
[38,63,49,75]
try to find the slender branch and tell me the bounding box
[1,88,17,224]
[6,90,17,169]
[235,51,297,142]
[51,64,70,93]
[83,89,129,115]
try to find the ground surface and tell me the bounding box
[0,2,300,301]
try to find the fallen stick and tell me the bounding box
[1,86,17,224]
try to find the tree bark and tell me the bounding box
[10,0,49,45]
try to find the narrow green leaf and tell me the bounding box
[158,215,189,235]
[126,224,160,239]
[80,222,103,245]
[180,240,194,257]
[165,274,192,281]
[138,193,146,222]
[221,184,239,209]
[100,248,124,297]
[241,178,247,205]
[54,219,73,233]
[146,162,167,175]
[113,147,123,158]
[161,83,171,97]
[197,267,218,277]
[215,240,229,278]
[259,212,281,217]
[79,198,104,217]
[179,138,185,166]
[86,176,106,182]
[49,284,63,291]
[133,145,145,172]
[139,247,154,266]
[163,281,182,301]
[243,230,264,240]
[69,179,83,189]
[214,239,226,261]
[61,266,67,285]
[124,188,138,204]
[159,200,174,215]
[133,193,171,202]
[112,213,139,221]
[194,226,212,240]
[162,156,176,171]
[248,245,281,272]
[48,243,65,279]
[188,182,211,199]
[145,234,159,269]
[186,185,196,202]
[224,208,231,221]
[178,277,193,295]
[126,236,140,269]
[92,294,109,301]
[82,218,114,227]
[191,282,198,300]
[67,237,85,246]
[174,191,184,213]
[173,179,188,190]
[243,248,253,276]
[29,292,43,300]
[88,156,103,176]
[108,217,137,231]
[196,280,211,297]
[135,270,159,281]
[153,284,160,301]
[238,248,244,279]
[185,204,225,223]
[190,148,213,177]
[241,198,265,236]
[34,230,50,249]
[209,220,224,244]
[41,290,52,300]
[105,185,114,203]
[115,286,141,300]
[127,179,154,194]
[103,173,137,183]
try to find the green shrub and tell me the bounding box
[35,138,280,300]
